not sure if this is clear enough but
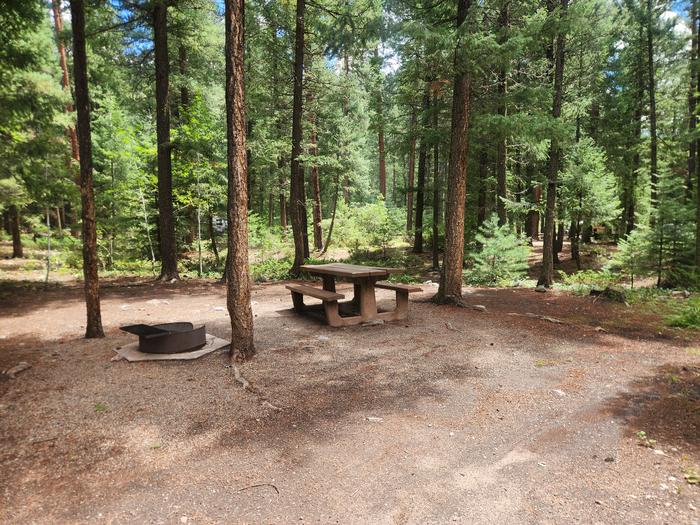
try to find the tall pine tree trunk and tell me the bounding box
[495,0,509,225]
[436,0,472,304]
[692,0,700,266]
[153,1,178,280]
[307,77,323,251]
[9,205,22,258]
[375,48,387,198]
[539,0,568,288]
[70,0,104,338]
[689,0,698,203]
[647,0,658,209]
[51,0,80,173]
[224,0,254,360]
[290,0,306,276]
[431,86,441,270]
[406,109,417,231]
[413,88,429,253]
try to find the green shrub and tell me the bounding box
[464,214,530,286]
[250,258,291,282]
[248,213,287,261]
[325,200,405,255]
[387,273,421,284]
[666,297,700,329]
[559,269,617,289]
[607,226,652,288]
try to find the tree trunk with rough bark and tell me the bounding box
[290,0,307,276]
[414,88,429,254]
[70,0,104,338]
[153,1,178,280]
[9,205,22,258]
[51,0,80,174]
[539,0,568,288]
[691,0,700,266]
[647,0,658,210]
[406,109,417,231]
[431,87,441,270]
[495,0,509,225]
[375,48,387,198]
[436,0,472,304]
[224,0,254,360]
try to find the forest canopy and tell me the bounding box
[1,0,699,292]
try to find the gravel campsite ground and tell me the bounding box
[1,268,699,524]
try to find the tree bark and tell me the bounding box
[308,98,323,250]
[208,213,220,265]
[9,205,23,258]
[413,88,429,254]
[224,0,254,360]
[51,0,80,173]
[290,0,307,276]
[375,48,387,199]
[689,0,698,202]
[431,87,441,270]
[436,0,472,304]
[539,0,568,288]
[153,1,179,280]
[306,61,323,250]
[627,26,645,235]
[406,109,417,231]
[495,0,509,225]
[342,51,351,204]
[70,0,104,338]
[691,0,700,266]
[646,0,658,210]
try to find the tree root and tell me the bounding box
[229,365,284,412]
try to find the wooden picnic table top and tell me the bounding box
[300,263,394,279]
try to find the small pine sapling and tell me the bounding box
[467,214,530,285]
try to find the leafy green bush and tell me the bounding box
[250,258,291,282]
[325,200,405,255]
[464,214,530,286]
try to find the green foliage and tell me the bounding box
[607,227,652,288]
[465,214,530,286]
[666,298,700,330]
[250,258,292,282]
[248,213,287,261]
[558,269,617,291]
[327,200,404,255]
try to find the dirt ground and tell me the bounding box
[1,275,699,524]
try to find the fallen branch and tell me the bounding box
[3,362,31,379]
[236,483,280,495]
[508,313,565,324]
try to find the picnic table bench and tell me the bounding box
[286,263,422,327]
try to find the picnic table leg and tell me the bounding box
[351,283,362,311]
[322,275,336,292]
[291,291,304,312]
[358,278,378,322]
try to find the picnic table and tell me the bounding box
[285,263,421,327]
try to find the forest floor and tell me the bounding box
[1,248,700,523]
